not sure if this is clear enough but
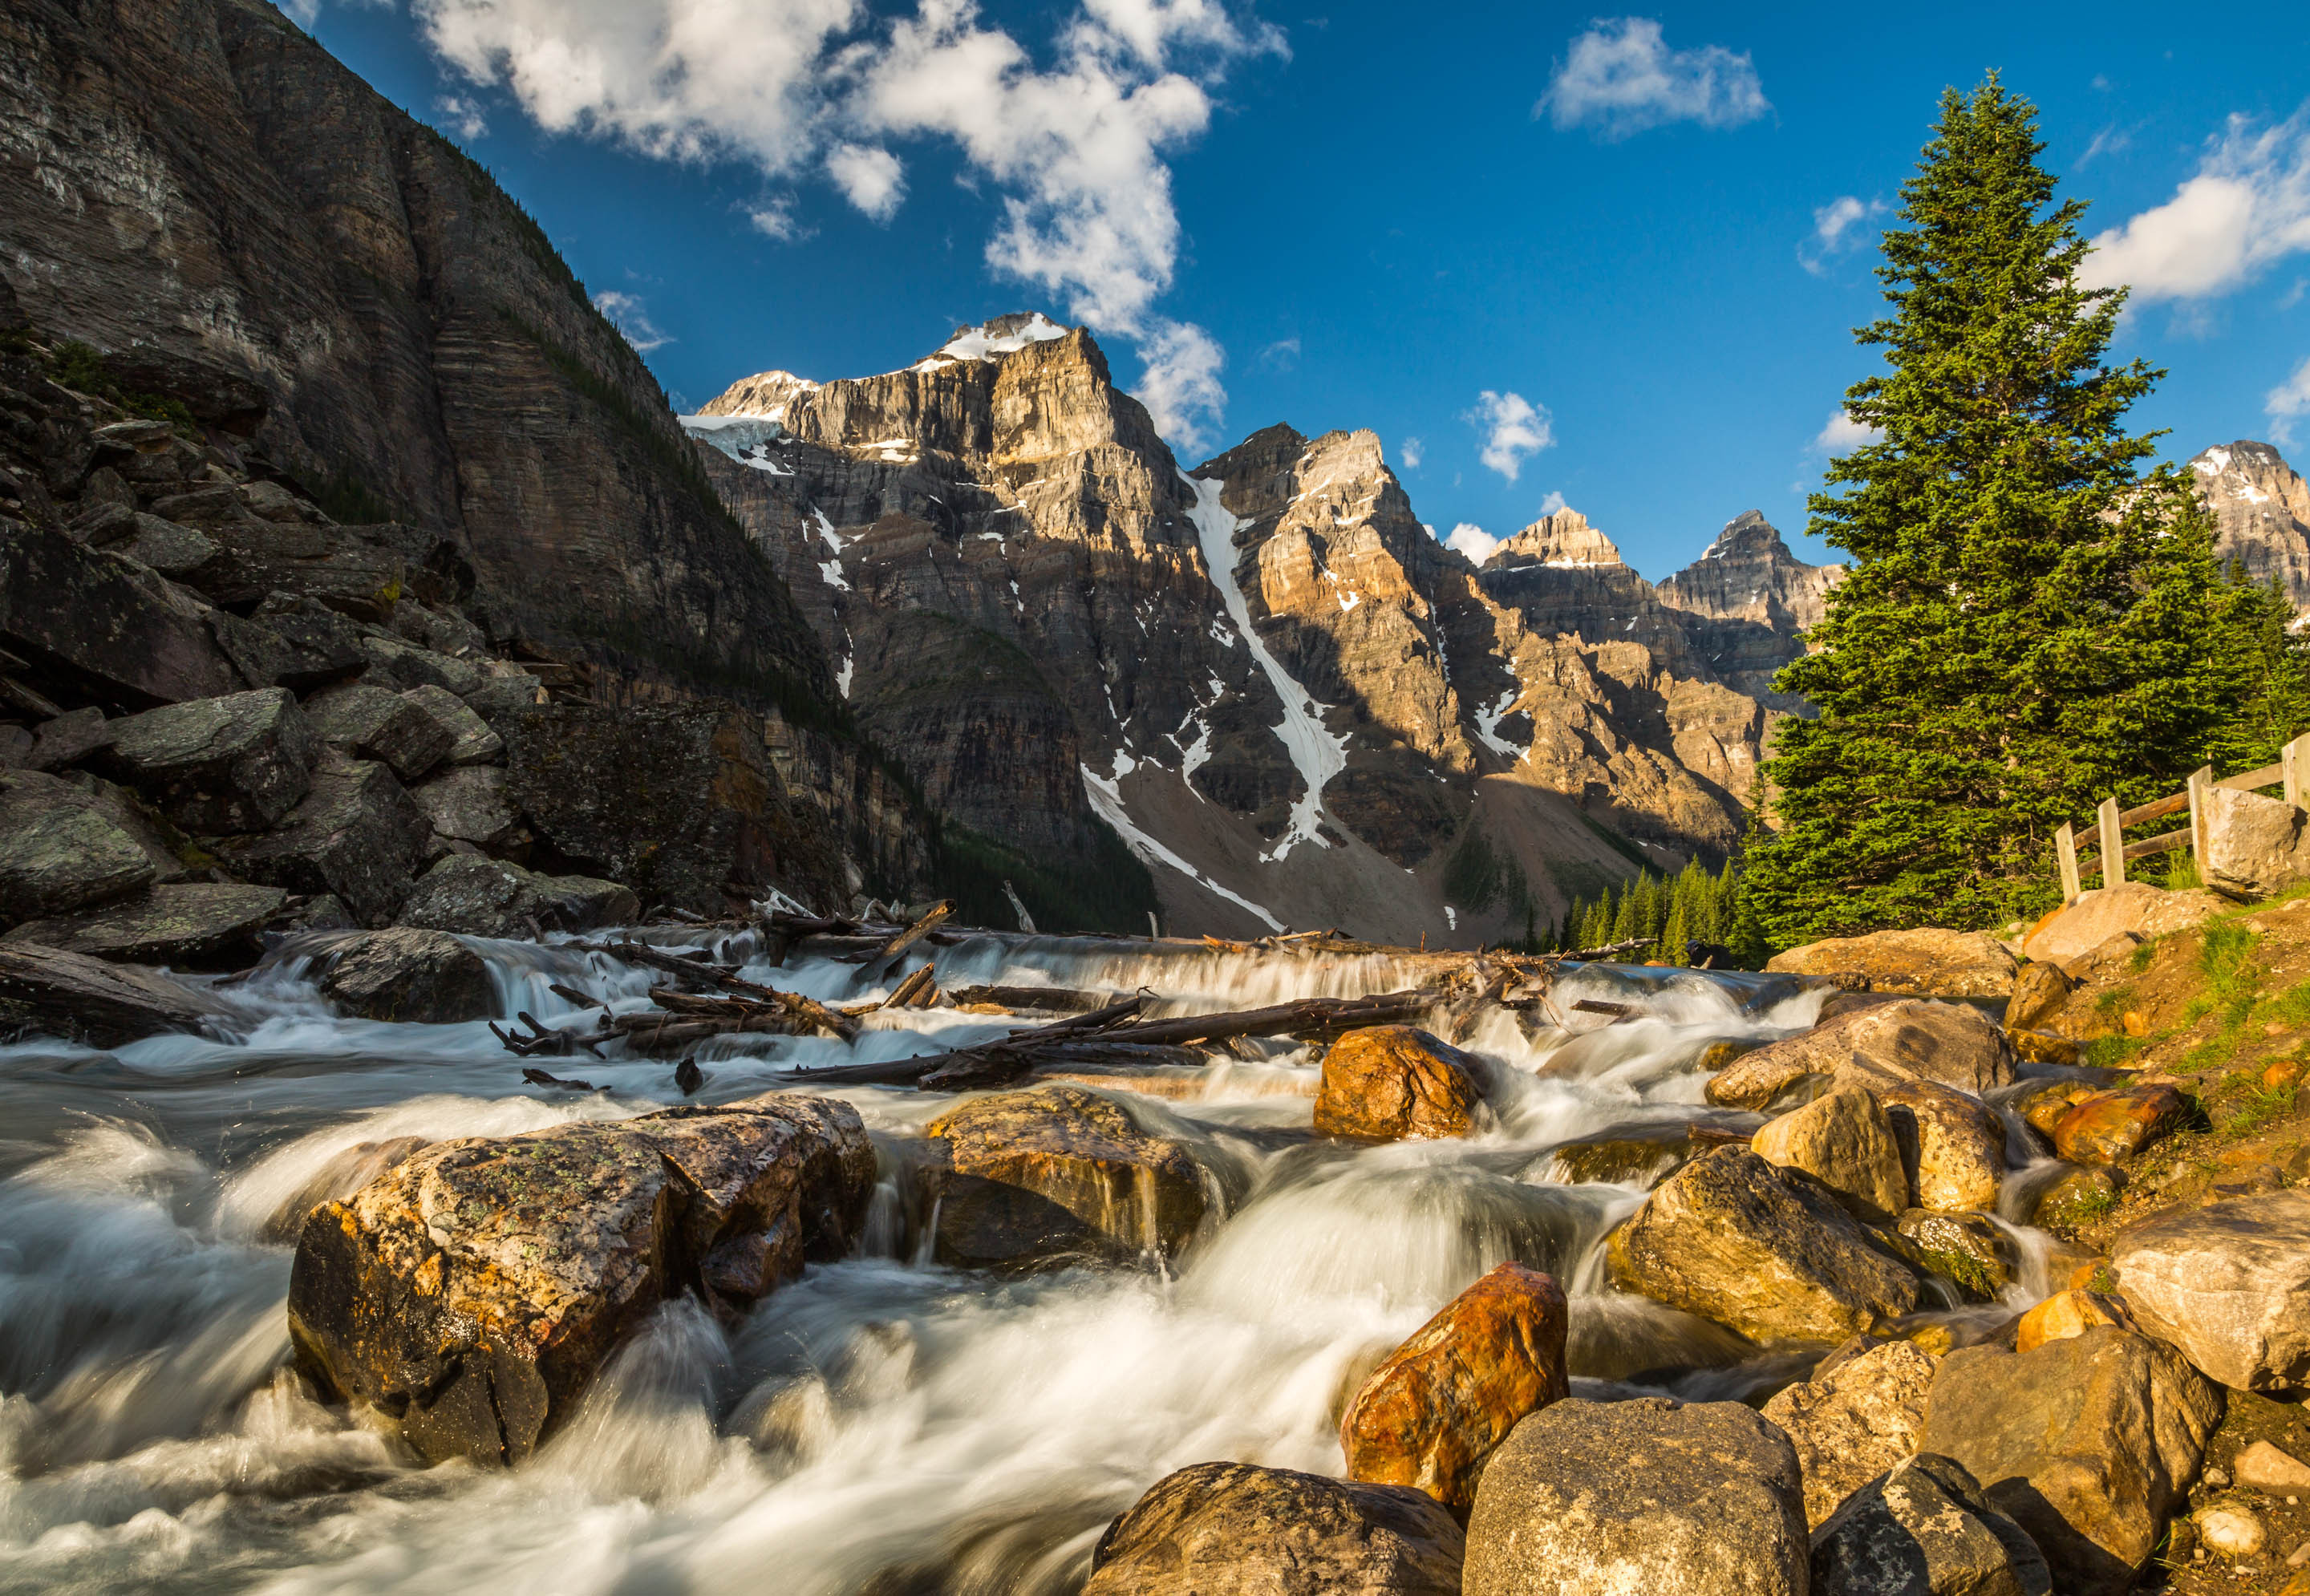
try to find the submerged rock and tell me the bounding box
[0,941,228,1047]
[1767,930,2019,1000]
[1918,1326,2223,1594]
[922,1085,1206,1269]
[314,928,496,1023]
[4,881,288,968]
[1605,1146,1919,1344]
[0,768,156,925]
[1810,1452,2051,1596]
[287,1094,873,1466]
[2113,1192,2310,1391]
[1462,1395,1808,1596]
[1339,1262,1570,1515]
[1315,1025,1482,1141]
[1084,1460,1465,1595]
[1759,1337,1939,1529]
[98,687,318,832]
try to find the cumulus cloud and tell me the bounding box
[748,197,808,241]
[1400,437,1423,470]
[2081,105,2310,302]
[593,290,672,352]
[1814,409,1881,452]
[2271,354,2310,447]
[1536,489,1568,516]
[826,143,906,220]
[1799,195,1883,275]
[1131,320,1227,455]
[1537,18,1768,140]
[404,0,1275,447]
[1466,391,1554,481]
[1445,523,1500,563]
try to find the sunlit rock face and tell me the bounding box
[2192,441,2310,612]
[689,320,1843,943]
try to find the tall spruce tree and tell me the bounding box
[1745,77,2242,945]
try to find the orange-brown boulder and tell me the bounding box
[1340,1262,1570,1515]
[2015,1288,2134,1353]
[2053,1084,2191,1165]
[1315,1026,1481,1141]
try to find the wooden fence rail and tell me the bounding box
[2056,735,2310,905]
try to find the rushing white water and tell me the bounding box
[0,930,2057,1594]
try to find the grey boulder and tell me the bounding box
[99,687,318,832]
[0,768,155,926]
[302,683,454,782]
[1810,1453,2050,1596]
[4,881,290,969]
[2113,1192,2310,1391]
[217,753,429,925]
[313,927,497,1023]
[395,854,637,938]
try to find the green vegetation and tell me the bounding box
[936,817,1161,938]
[1744,78,2310,948]
[1546,857,1762,965]
[44,341,197,433]
[300,465,404,526]
[1441,824,1534,918]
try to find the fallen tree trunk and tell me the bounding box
[565,938,860,1041]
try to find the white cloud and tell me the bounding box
[1258,336,1300,371]
[1814,409,1881,452]
[1131,319,1227,456]
[593,290,672,352]
[1445,523,1500,563]
[748,197,808,241]
[826,143,906,221]
[1536,489,1567,516]
[2081,105,2310,302]
[407,0,1279,444]
[2271,354,2310,447]
[1400,437,1423,470]
[1799,194,1883,274]
[1537,17,1768,140]
[1465,390,1554,481]
[2079,123,2131,167]
[434,93,488,140]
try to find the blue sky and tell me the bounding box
[302,1,2310,579]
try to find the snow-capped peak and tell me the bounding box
[914,312,1071,371]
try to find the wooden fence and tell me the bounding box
[2056,734,2310,905]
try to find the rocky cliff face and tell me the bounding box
[1656,510,1842,707]
[0,0,928,903]
[691,324,1842,944]
[2191,442,2310,609]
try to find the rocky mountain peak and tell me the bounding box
[914,311,1072,368]
[1485,508,1626,571]
[2190,440,2310,611]
[696,370,820,423]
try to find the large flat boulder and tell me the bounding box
[2022,883,2221,966]
[1083,1461,1465,1596]
[314,928,497,1024]
[922,1085,1206,1269]
[0,518,241,707]
[1760,1337,1939,1529]
[1750,1084,1909,1223]
[1463,1395,1808,1596]
[1768,929,2018,1000]
[2199,785,2310,898]
[1605,1146,1919,1344]
[2113,1193,2310,1392]
[402,683,502,766]
[1918,1327,2223,1594]
[1315,1025,1482,1140]
[0,942,229,1047]
[1810,1453,2052,1596]
[395,854,637,938]
[4,882,289,969]
[218,754,429,925]
[287,1094,873,1466]
[1707,999,2014,1112]
[505,701,843,915]
[98,687,318,832]
[1340,1262,1570,1515]
[0,768,155,926]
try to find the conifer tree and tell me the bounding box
[1746,76,2241,945]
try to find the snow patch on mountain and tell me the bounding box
[915,313,1070,370]
[1081,758,1284,931]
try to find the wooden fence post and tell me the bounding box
[2056,822,2081,905]
[2287,733,2310,808]
[2189,766,2215,885]
[2097,796,2124,889]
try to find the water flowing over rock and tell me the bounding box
[1084,1460,1466,1595]
[313,928,496,1024]
[1760,1337,1939,1529]
[922,1085,1207,1269]
[1918,1326,2223,1594]
[1606,1146,1920,1343]
[1810,1453,2053,1596]
[1315,1025,1483,1141]
[1462,1395,1809,1596]
[2113,1192,2310,1391]
[1339,1262,1570,1515]
[1767,930,2019,1000]
[287,1095,873,1466]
